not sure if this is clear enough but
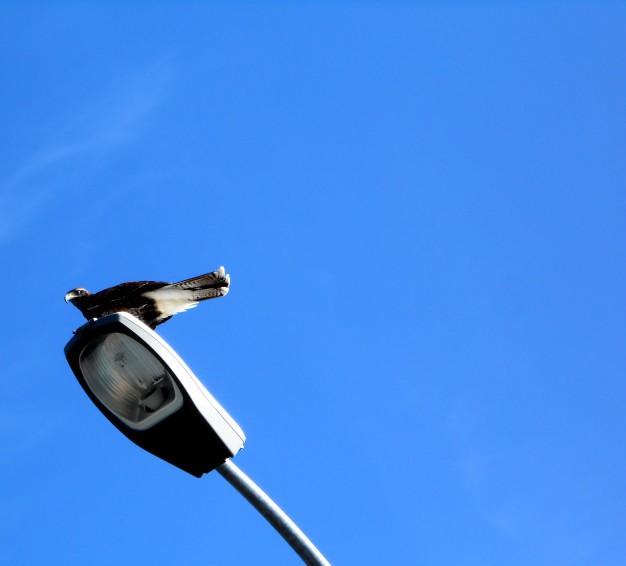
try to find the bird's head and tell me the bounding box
[64,288,91,304]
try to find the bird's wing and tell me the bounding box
[169,266,230,294]
[141,266,230,321]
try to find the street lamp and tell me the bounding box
[65,312,245,476]
[64,312,330,565]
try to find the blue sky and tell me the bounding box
[1,3,625,565]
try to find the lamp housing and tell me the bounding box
[64,312,245,477]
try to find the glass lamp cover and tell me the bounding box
[79,332,183,430]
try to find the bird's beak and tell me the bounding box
[64,293,71,303]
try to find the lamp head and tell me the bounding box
[64,312,245,477]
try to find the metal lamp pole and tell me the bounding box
[217,460,331,566]
[65,313,331,565]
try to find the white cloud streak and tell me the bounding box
[0,58,172,245]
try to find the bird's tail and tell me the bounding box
[168,266,230,300]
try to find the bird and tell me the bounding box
[65,266,230,329]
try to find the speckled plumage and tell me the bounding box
[65,266,230,329]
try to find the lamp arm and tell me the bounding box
[216,460,331,566]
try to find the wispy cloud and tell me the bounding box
[0,58,172,244]
[0,407,67,450]
[442,398,523,535]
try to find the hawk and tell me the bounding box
[64,266,230,329]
